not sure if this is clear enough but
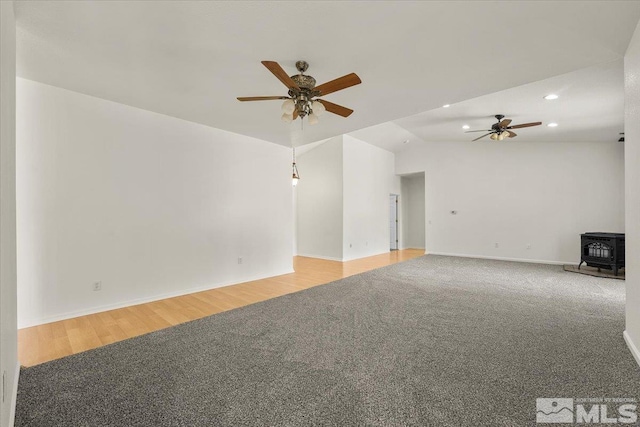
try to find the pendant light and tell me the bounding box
[292,147,300,187]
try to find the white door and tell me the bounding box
[390,195,398,250]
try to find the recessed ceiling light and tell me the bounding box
[544,94,559,100]
[547,122,558,127]
[442,104,450,108]
[462,125,470,130]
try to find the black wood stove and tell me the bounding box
[579,232,625,276]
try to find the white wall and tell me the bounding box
[401,174,425,249]
[390,162,402,251]
[342,135,397,261]
[16,78,293,328]
[0,3,17,426]
[295,137,343,260]
[624,20,640,367]
[292,189,298,255]
[296,135,399,261]
[396,141,624,264]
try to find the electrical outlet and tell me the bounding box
[238,257,243,264]
[494,243,499,248]
[93,281,102,291]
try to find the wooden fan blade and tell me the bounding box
[507,122,542,129]
[313,73,361,96]
[472,133,492,142]
[465,130,492,133]
[498,119,512,128]
[507,131,517,138]
[316,99,354,117]
[293,109,299,120]
[261,61,300,90]
[237,96,289,101]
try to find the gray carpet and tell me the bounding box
[16,255,640,426]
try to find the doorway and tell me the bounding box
[400,173,425,250]
[390,194,399,250]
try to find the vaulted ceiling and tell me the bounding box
[15,1,640,148]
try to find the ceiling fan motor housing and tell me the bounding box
[289,62,319,118]
[492,114,505,130]
[291,74,316,90]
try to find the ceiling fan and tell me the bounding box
[237,60,361,125]
[466,114,542,141]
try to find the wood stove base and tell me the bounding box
[578,260,622,277]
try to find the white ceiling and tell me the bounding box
[14,1,640,147]
[348,123,423,153]
[392,60,625,147]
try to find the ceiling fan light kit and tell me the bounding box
[466,114,542,141]
[313,100,326,116]
[281,99,295,115]
[490,131,511,141]
[238,60,361,125]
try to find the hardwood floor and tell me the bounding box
[18,249,424,367]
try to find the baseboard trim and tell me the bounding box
[295,253,343,262]
[18,268,295,329]
[342,250,401,262]
[426,252,571,266]
[9,361,19,427]
[298,250,413,263]
[623,330,640,368]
